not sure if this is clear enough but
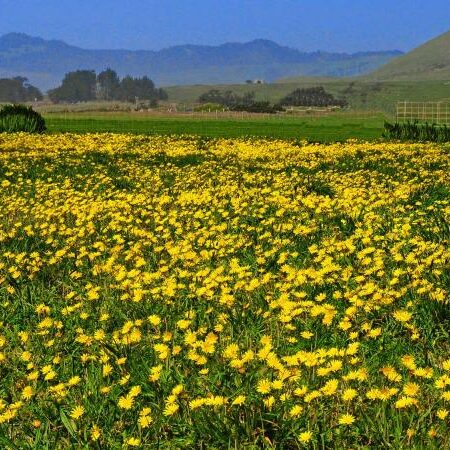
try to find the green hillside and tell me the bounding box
[165,79,450,115]
[368,29,450,81]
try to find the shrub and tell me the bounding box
[194,103,227,112]
[198,89,241,107]
[0,104,46,133]
[383,121,450,143]
[231,101,284,114]
[197,90,283,114]
[280,87,347,107]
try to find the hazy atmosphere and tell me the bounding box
[2,0,450,52]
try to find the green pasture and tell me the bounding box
[44,112,386,142]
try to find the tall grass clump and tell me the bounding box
[383,120,450,143]
[0,104,46,133]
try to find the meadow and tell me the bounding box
[0,133,449,449]
[42,112,386,142]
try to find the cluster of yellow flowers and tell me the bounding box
[0,132,449,448]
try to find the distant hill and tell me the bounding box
[0,33,402,92]
[368,29,450,81]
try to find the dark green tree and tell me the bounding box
[97,68,120,101]
[117,75,166,103]
[48,70,166,105]
[0,77,43,102]
[198,89,241,107]
[48,70,97,103]
[158,88,168,101]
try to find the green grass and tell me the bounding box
[44,112,386,142]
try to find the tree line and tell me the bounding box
[0,70,167,105]
[198,86,347,112]
[280,87,347,107]
[49,69,168,104]
[0,77,43,102]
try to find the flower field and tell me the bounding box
[0,133,449,449]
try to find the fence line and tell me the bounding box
[44,109,384,121]
[396,101,450,125]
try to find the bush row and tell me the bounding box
[383,121,450,143]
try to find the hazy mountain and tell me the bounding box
[368,29,450,81]
[0,33,402,91]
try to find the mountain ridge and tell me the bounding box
[0,33,403,91]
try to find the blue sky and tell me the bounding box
[1,0,449,52]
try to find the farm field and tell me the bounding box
[42,112,386,142]
[0,133,449,448]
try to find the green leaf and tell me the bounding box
[0,435,20,450]
[60,409,77,438]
